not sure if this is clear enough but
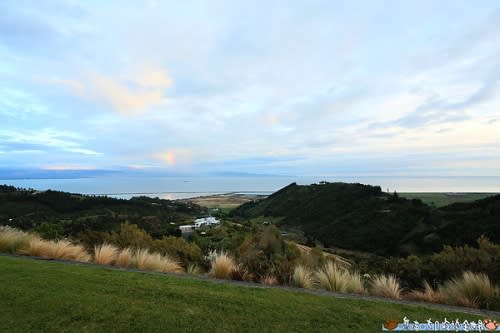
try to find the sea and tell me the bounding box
[1,176,499,200]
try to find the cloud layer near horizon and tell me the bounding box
[1,1,499,176]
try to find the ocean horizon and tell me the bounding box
[1,175,499,200]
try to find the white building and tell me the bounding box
[179,225,195,233]
[194,216,220,228]
[179,216,220,234]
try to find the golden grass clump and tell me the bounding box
[115,247,136,268]
[21,237,54,257]
[370,274,402,299]
[315,261,365,293]
[406,281,445,304]
[439,271,497,308]
[159,254,184,274]
[209,251,237,279]
[94,243,119,265]
[187,264,201,275]
[292,264,314,289]
[230,266,254,282]
[260,274,279,286]
[135,249,162,271]
[0,226,34,253]
[134,248,183,273]
[51,239,90,262]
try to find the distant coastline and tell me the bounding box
[1,175,500,200]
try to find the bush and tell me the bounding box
[94,243,119,265]
[0,225,34,253]
[238,226,299,282]
[209,251,237,279]
[115,247,135,268]
[34,223,63,240]
[187,264,202,275]
[406,281,445,303]
[21,237,54,257]
[230,266,254,282]
[370,274,402,299]
[389,237,500,289]
[260,274,279,286]
[50,240,90,262]
[152,236,202,266]
[439,271,498,309]
[134,248,183,273]
[292,265,313,289]
[315,261,365,293]
[108,224,153,249]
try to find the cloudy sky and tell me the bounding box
[1,0,499,176]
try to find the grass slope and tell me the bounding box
[399,192,499,207]
[0,256,493,332]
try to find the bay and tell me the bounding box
[1,175,499,199]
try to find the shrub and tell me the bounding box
[1,227,90,261]
[152,236,203,265]
[108,224,153,249]
[21,237,54,257]
[115,247,135,268]
[158,254,184,274]
[406,281,445,303]
[389,237,500,289]
[187,264,202,275]
[260,274,279,286]
[315,261,365,293]
[230,266,254,282]
[292,264,313,289]
[94,243,119,265]
[51,240,90,262]
[134,248,183,273]
[439,271,498,309]
[370,274,402,299]
[34,223,63,240]
[209,251,237,279]
[0,226,34,253]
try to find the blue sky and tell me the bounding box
[1,0,499,177]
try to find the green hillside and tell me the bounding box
[232,182,500,256]
[0,185,204,239]
[0,256,491,333]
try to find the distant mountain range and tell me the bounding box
[232,182,500,257]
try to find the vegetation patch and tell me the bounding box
[2,256,493,333]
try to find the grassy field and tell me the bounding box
[0,256,495,333]
[399,192,498,207]
[177,194,266,211]
[181,193,500,210]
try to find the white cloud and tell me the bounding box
[0,128,100,156]
[39,67,173,116]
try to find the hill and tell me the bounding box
[232,182,500,256]
[0,185,204,240]
[0,255,491,333]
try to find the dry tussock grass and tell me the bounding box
[94,243,119,265]
[370,274,402,299]
[115,247,135,268]
[315,261,365,293]
[292,265,314,289]
[209,251,237,279]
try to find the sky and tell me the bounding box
[0,0,499,177]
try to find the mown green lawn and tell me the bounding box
[0,256,492,332]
